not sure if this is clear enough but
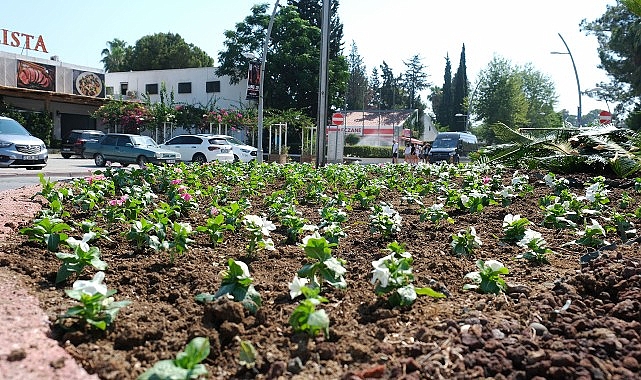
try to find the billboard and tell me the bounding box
[246,61,260,100]
[17,60,55,91]
[72,69,105,98]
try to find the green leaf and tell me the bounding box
[415,287,447,298]
[175,337,210,370]
[239,340,257,368]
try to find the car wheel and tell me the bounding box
[94,154,106,167]
[137,155,148,167]
[61,153,72,159]
[193,153,207,164]
[233,154,240,163]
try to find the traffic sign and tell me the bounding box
[599,110,612,124]
[332,112,344,126]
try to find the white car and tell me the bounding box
[0,116,48,170]
[160,135,234,164]
[203,134,258,162]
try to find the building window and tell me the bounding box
[106,86,114,96]
[206,81,221,93]
[145,83,159,95]
[178,82,192,94]
[120,82,128,95]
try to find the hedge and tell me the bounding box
[343,145,392,158]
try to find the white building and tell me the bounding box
[105,67,252,111]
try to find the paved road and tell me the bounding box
[0,154,102,192]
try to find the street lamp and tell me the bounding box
[255,0,281,163]
[551,32,582,127]
[454,113,468,131]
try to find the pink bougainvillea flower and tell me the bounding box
[170,179,182,185]
[174,168,183,173]
[180,192,192,202]
[482,177,491,185]
[210,207,219,216]
[177,185,188,194]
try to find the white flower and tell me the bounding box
[517,229,543,248]
[503,214,521,227]
[302,224,318,232]
[289,275,310,299]
[323,257,346,277]
[484,260,505,273]
[72,271,107,296]
[543,173,555,187]
[430,203,444,211]
[262,238,276,251]
[371,266,391,288]
[460,194,470,205]
[469,227,482,246]
[260,218,276,236]
[234,260,251,278]
[302,231,323,246]
[464,271,481,284]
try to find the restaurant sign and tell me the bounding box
[1,28,48,53]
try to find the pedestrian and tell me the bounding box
[404,143,411,163]
[392,139,399,163]
[410,143,417,164]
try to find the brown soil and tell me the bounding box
[1,166,640,380]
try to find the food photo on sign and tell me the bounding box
[17,60,56,92]
[72,70,105,97]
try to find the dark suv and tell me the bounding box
[61,130,105,158]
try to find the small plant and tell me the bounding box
[60,271,130,330]
[289,286,330,339]
[516,229,552,264]
[584,180,610,208]
[419,203,454,225]
[195,259,262,314]
[243,215,276,256]
[371,242,445,307]
[619,191,633,210]
[451,226,482,256]
[138,337,210,380]
[369,202,402,239]
[318,205,348,227]
[281,214,313,244]
[297,232,347,291]
[501,214,530,244]
[19,217,72,252]
[55,232,107,283]
[238,340,258,369]
[321,222,347,245]
[575,219,609,248]
[543,172,569,195]
[196,214,234,247]
[463,259,509,294]
[168,222,194,263]
[457,190,496,213]
[126,218,157,250]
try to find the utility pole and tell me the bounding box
[316,0,330,167]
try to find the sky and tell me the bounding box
[3,0,617,116]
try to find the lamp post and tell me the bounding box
[255,0,280,163]
[551,33,582,127]
[454,113,468,132]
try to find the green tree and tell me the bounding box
[100,38,131,73]
[369,67,381,108]
[346,41,370,110]
[401,54,429,109]
[520,63,561,129]
[436,55,454,128]
[581,3,641,129]
[379,62,404,109]
[128,33,214,71]
[216,4,348,118]
[451,45,469,132]
[473,56,528,144]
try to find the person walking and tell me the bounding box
[404,143,411,163]
[392,139,399,163]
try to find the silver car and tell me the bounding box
[0,116,48,170]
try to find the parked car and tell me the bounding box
[0,116,48,170]
[82,133,180,167]
[61,130,105,158]
[204,134,257,162]
[427,132,478,164]
[160,135,234,164]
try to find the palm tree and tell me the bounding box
[100,39,130,72]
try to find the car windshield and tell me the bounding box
[431,138,458,149]
[131,136,159,147]
[224,136,244,145]
[0,118,30,136]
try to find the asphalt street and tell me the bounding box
[0,154,100,192]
